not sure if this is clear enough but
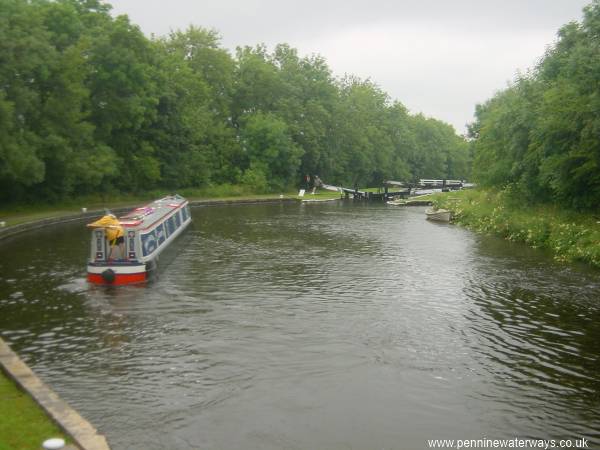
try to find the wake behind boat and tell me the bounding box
[86,194,191,285]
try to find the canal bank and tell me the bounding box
[0,195,305,242]
[0,338,109,450]
[0,368,70,450]
[433,188,600,269]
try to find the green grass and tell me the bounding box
[406,193,435,202]
[432,188,600,268]
[0,371,68,450]
[298,189,342,200]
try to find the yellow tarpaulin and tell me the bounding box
[87,215,124,242]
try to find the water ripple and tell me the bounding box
[1,204,599,449]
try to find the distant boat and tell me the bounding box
[387,198,407,206]
[425,207,451,222]
[86,195,191,285]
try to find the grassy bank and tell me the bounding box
[0,371,68,450]
[432,189,600,268]
[0,185,341,228]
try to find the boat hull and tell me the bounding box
[87,263,147,285]
[425,208,451,222]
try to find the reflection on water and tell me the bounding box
[0,202,599,449]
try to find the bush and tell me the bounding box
[434,189,600,268]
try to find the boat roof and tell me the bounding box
[117,195,187,230]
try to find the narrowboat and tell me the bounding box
[86,195,192,285]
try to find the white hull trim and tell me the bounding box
[87,264,146,274]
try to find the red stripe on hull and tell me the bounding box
[87,272,147,285]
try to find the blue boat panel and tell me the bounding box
[141,229,158,257]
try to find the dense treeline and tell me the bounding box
[0,0,469,203]
[470,0,600,210]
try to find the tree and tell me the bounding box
[240,112,303,190]
[0,0,469,203]
[470,0,600,209]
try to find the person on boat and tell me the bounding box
[88,214,125,260]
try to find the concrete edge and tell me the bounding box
[0,197,300,242]
[0,338,110,450]
[0,208,131,242]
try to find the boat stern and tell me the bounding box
[87,262,147,285]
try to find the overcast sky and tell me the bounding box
[109,0,590,134]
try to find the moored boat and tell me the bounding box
[425,207,451,222]
[86,195,192,285]
[387,198,408,206]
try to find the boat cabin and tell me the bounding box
[87,195,192,285]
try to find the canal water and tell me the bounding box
[0,202,599,449]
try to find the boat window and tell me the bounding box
[156,223,166,246]
[175,211,181,228]
[127,230,136,260]
[166,216,176,236]
[94,229,105,261]
[142,229,158,256]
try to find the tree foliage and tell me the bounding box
[470,0,600,210]
[0,0,469,204]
